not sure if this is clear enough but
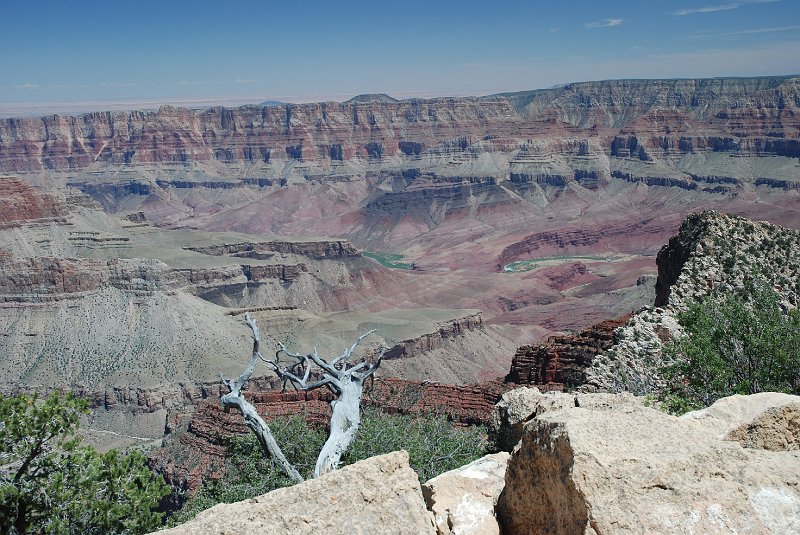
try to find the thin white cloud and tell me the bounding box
[675,3,740,15]
[49,83,92,89]
[550,27,560,33]
[14,83,39,89]
[683,23,800,40]
[584,18,623,28]
[727,24,800,34]
[674,0,780,16]
[100,82,139,87]
[233,78,257,84]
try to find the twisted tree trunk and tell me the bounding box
[315,379,363,477]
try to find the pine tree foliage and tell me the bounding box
[0,393,170,534]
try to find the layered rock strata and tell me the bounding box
[505,315,631,388]
[2,77,799,176]
[149,377,512,494]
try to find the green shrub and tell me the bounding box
[344,407,487,482]
[661,281,800,413]
[0,392,170,534]
[171,408,486,524]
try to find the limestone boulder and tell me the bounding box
[488,387,642,452]
[156,450,436,535]
[682,392,800,443]
[422,452,509,535]
[496,393,800,534]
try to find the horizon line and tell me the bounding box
[1,73,797,119]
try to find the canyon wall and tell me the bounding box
[1,76,797,180]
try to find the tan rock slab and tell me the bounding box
[422,452,509,535]
[156,450,436,535]
[496,392,800,534]
[489,386,642,451]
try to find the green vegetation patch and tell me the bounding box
[171,408,487,524]
[0,392,170,534]
[363,251,414,269]
[503,255,614,273]
[660,281,800,414]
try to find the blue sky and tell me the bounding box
[1,0,799,112]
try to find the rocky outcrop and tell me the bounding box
[488,387,643,452]
[495,390,800,534]
[655,211,800,309]
[684,393,800,452]
[185,240,359,259]
[384,313,484,360]
[539,211,800,395]
[505,315,630,388]
[155,451,436,535]
[422,452,509,535]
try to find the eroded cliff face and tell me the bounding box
[505,211,800,394]
[2,77,798,175]
[506,315,632,388]
[0,98,520,172]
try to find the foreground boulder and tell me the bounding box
[422,452,509,535]
[489,387,643,452]
[496,390,800,534]
[156,451,435,535]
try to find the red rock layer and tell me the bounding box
[505,315,632,388]
[1,77,798,174]
[149,377,512,494]
[0,178,67,227]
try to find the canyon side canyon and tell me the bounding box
[0,75,799,452]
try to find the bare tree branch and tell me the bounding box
[268,331,386,477]
[222,316,385,481]
[331,329,377,367]
[219,314,303,483]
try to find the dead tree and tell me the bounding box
[268,328,384,477]
[219,314,303,483]
[222,313,384,480]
